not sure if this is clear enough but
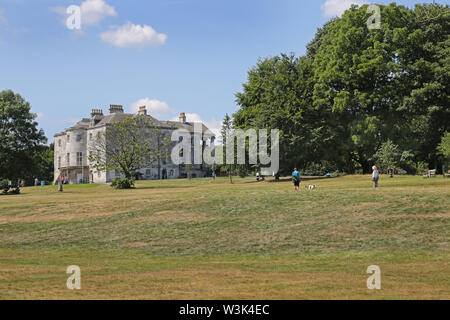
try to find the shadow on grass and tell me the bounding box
[263,176,336,183]
[135,185,196,190]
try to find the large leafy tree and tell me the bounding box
[311,4,416,172]
[234,3,449,174]
[234,54,333,174]
[31,143,54,183]
[88,115,170,180]
[311,3,449,172]
[0,90,47,181]
[401,4,450,168]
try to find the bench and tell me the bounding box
[445,170,450,178]
[423,169,436,178]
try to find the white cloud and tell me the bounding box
[35,112,44,119]
[130,98,175,117]
[79,0,117,25]
[52,0,117,27]
[321,0,366,17]
[131,98,221,138]
[100,22,167,48]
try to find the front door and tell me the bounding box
[77,173,82,184]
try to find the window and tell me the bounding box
[89,133,93,141]
[76,152,83,166]
[58,139,61,147]
[67,135,70,142]
[58,157,61,168]
[76,134,82,142]
[145,169,151,176]
[66,153,70,165]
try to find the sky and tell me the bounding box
[0,0,446,142]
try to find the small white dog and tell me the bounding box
[306,185,317,190]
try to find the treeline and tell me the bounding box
[232,3,449,174]
[0,90,54,185]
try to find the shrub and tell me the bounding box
[0,179,10,194]
[331,171,346,177]
[302,162,338,176]
[110,177,134,189]
[237,165,248,178]
[416,161,428,175]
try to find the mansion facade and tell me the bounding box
[53,105,214,184]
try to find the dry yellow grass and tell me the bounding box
[0,175,448,299]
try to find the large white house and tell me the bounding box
[53,105,214,184]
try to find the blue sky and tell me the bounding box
[0,0,446,142]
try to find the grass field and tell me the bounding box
[0,175,449,299]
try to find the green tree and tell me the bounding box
[221,113,234,183]
[88,115,170,183]
[0,90,46,181]
[234,54,335,174]
[30,143,54,184]
[311,3,449,172]
[437,132,450,161]
[234,4,449,174]
[373,140,413,174]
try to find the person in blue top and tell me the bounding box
[292,168,300,190]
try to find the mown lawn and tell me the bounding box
[0,175,449,299]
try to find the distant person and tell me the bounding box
[372,166,379,188]
[292,168,300,190]
[58,179,63,192]
[256,172,260,181]
[34,178,39,186]
[212,171,215,180]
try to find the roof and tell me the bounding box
[55,113,215,138]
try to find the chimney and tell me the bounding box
[90,109,103,126]
[179,112,186,123]
[90,109,103,118]
[109,104,124,114]
[138,106,147,115]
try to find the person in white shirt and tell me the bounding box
[372,166,379,188]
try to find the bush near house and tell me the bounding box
[110,177,134,189]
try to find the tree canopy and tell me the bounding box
[234,3,449,174]
[88,115,170,180]
[0,90,47,181]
